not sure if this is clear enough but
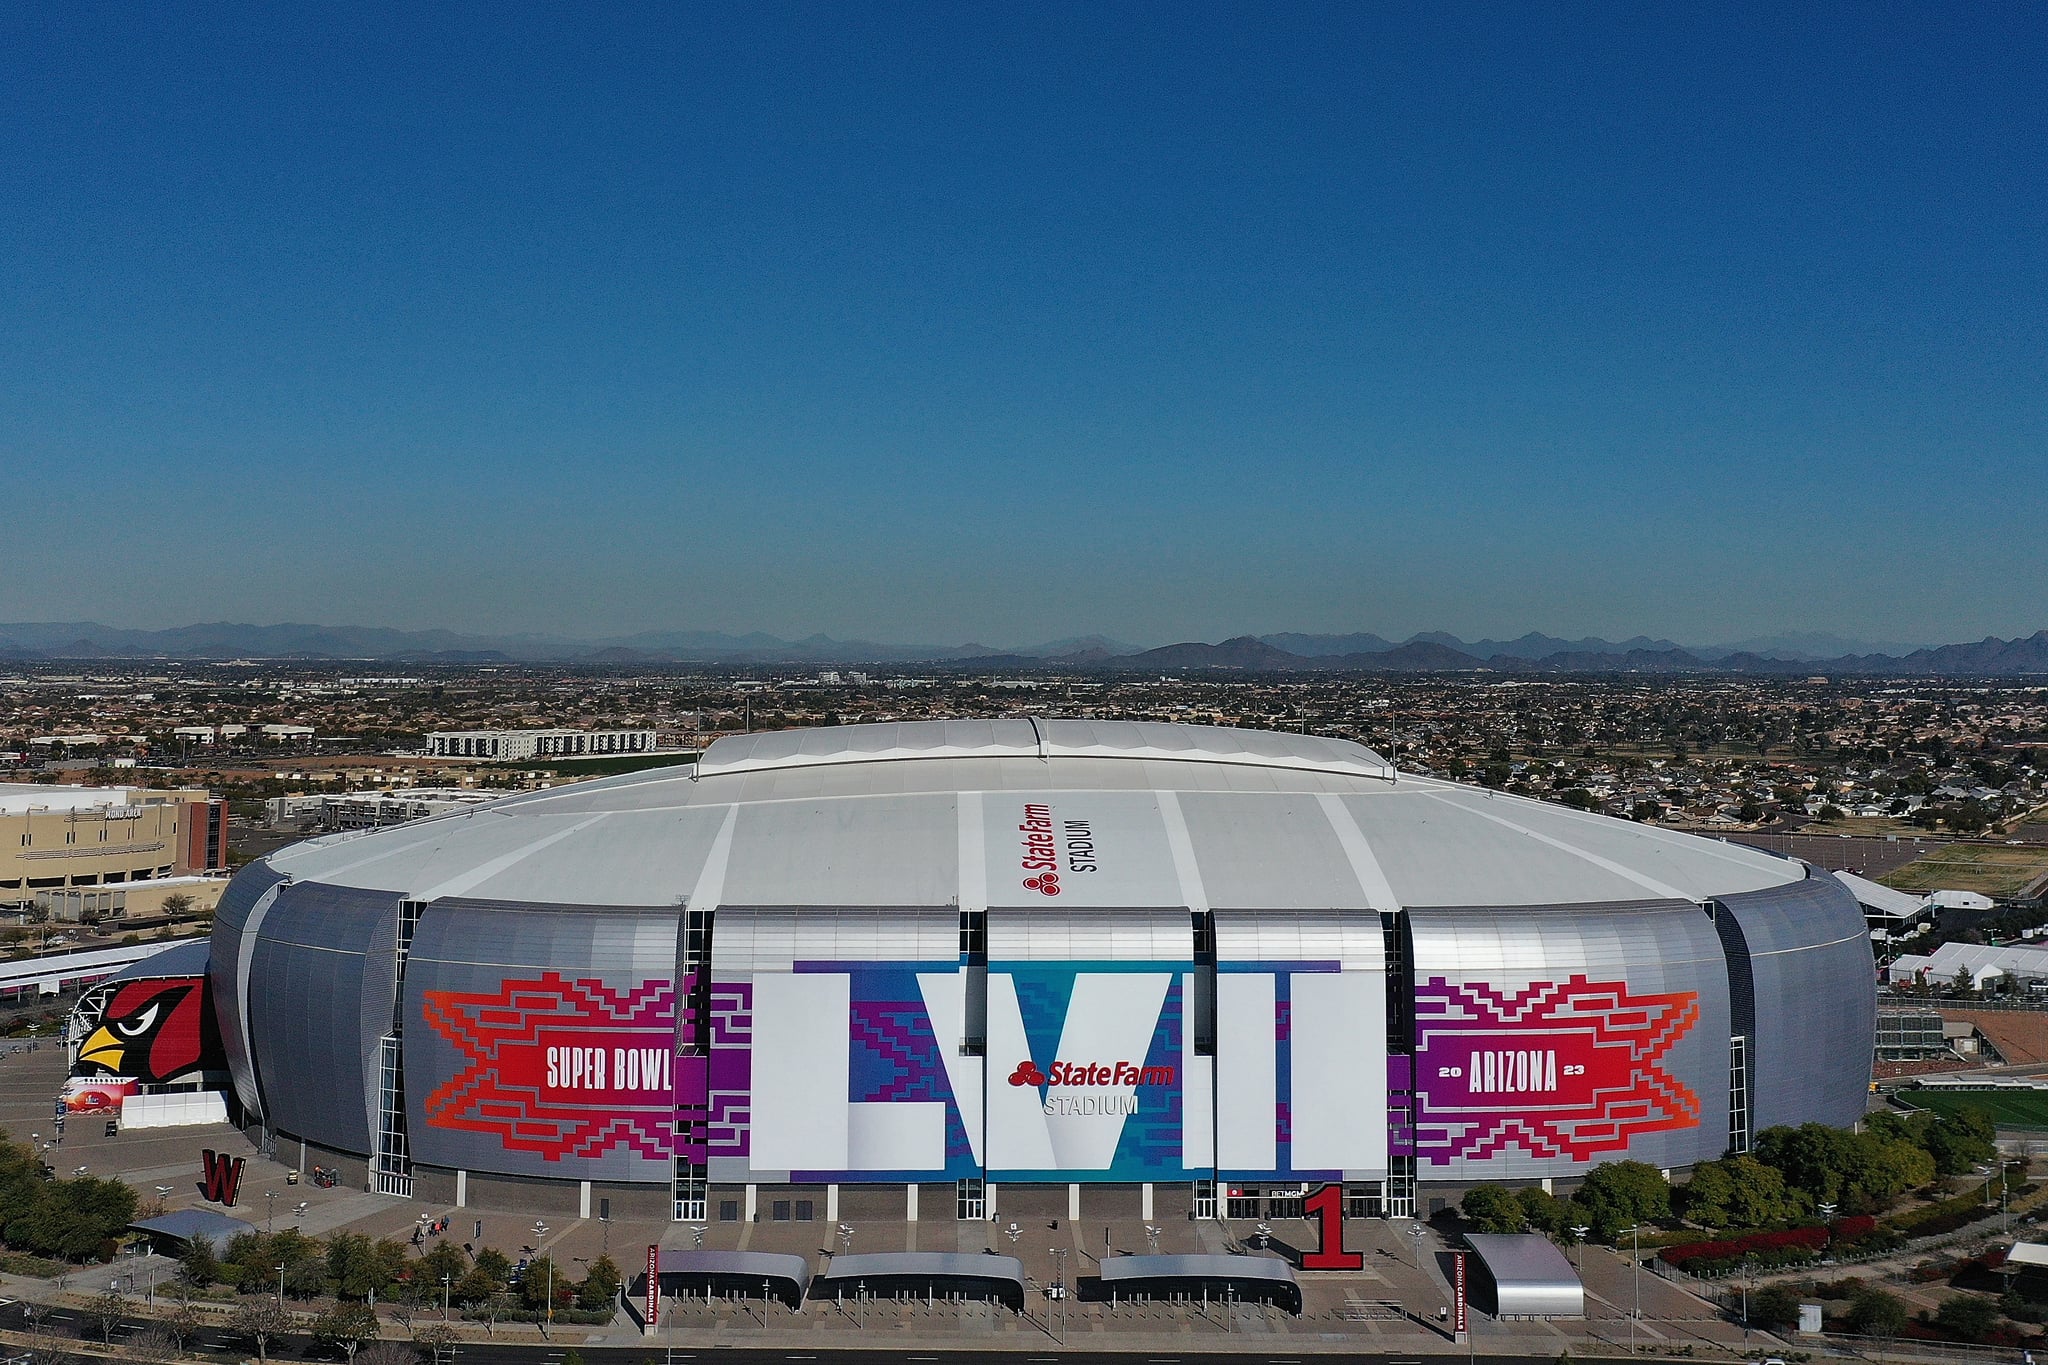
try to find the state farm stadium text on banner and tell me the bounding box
[205,720,1875,1211]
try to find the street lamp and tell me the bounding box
[1620,1224,1644,1356]
[1406,1222,1426,1270]
[276,1262,286,1307]
[441,1273,451,1320]
[1739,1255,1756,1339]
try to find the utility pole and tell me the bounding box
[1626,1224,1643,1356]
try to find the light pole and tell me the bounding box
[266,1190,276,1232]
[1622,1224,1643,1356]
[1570,1224,1591,1268]
[1739,1255,1755,1340]
[276,1262,286,1308]
[1407,1222,1426,1271]
[441,1273,451,1321]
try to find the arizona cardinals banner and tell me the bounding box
[1453,1249,1468,1336]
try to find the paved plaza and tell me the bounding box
[0,1040,1790,1355]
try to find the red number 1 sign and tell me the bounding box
[1300,1183,1363,1270]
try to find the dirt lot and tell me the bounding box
[1881,843,2048,898]
[1724,831,1941,876]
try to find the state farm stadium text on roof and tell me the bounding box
[208,719,1874,1221]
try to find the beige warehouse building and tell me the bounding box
[1,783,228,907]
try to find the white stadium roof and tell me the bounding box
[1834,869,1928,920]
[263,719,1806,911]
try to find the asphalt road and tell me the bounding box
[0,1299,1615,1365]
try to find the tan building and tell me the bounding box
[1,784,227,908]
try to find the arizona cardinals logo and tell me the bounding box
[78,978,214,1084]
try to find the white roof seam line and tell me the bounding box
[1423,792,1693,903]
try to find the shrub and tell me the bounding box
[1659,1226,1828,1274]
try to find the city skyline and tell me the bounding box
[2,5,2043,645]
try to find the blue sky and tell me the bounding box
[2,3,2042,648]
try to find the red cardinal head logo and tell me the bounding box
[1007,1060,1046,1087]
[78,978,211,1083]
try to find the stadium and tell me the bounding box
[201,719,1874,1223]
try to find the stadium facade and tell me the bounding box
[200,720,1874,1221]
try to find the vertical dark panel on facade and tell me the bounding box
[207,860,288,1120]
[245,882,399,1154]
[1714,871,1875,1134]
[1712,904,1757,1039]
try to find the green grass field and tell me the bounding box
[1880,843,2048,898]
[1900,1088,2048,1131]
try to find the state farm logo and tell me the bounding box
[1006,1059,1173,1087]
[1007,1056,1174,1117]
[1019,802,1098,894]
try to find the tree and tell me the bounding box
[328,1232,404,1302]
[179,1238,221,1287]
[164,1296,203,1351]
[1846,1132,1937,1209]
[419,1240,469,1298]
[1756,1123,1857,1204]
[230,1298,291,1363]
[1751,1284,1802,1331]
[1847,1286,1908,1340]
[575,1254,621,1311]
[1925,1106,1998,1175]
[128,1326,182,1363]
[82,1289,125,1346]
[1577,1161,1670,1239]
[390,1278,430,1332]
[161,893,196,916]
[359,1344,420,1365]
[454,1263,504,1308]
[1682,1155,1802,1229]
[519,1255,567,1313]
[412,1324,457,1362]
[1462,1185,1526,1234]
[1516,1186,1569,1236]
[1936,1294,2000,1341]
[313,1302,383,1364]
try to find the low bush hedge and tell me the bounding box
[1660,1226,1829,1273]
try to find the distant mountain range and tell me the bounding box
[0,620,2044,676]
